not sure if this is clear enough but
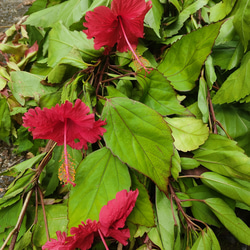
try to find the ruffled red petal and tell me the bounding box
[23,99,106,150]
[113,0,152,52]
[70,219,99,250]
[83,6,119,50]
[83,0,152,53]
[42,231,75,250]
[99,189,139,244]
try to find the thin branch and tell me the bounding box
[38,186,50,241]
[1,140,56,249]
[1,190,33,250]
[32,140,57,183]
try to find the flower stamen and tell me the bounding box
[118,16,150,74]
[98,229,109,250]
[59,118,76,187]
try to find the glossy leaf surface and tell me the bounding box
[158,22,222,91]
[102,97,174,193]
[165,117,209,152]
[68,147,131,228]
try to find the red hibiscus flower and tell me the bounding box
[42,231,75,250]
[99,189,138,245]
[70,219,99,250]
[42,189,139,250]
[23,99,106,186]
[83,0,152,72]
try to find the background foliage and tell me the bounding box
[1,0,250,249]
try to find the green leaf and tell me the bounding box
[13,126,38,154]
[214,104,250,156]
[165,0,209,37]
[193,134,250,179]
[211,43,237,70]
[148,227,164,250]
[55,48,89,69]
[68,147,131,228]
[8,71,58,105]
[201,172,250,207]
[171,148,181,180]
[117,79,133,98]
[233,0,250,51]
[4,169,35,198]
[205,198,250,245]
[158,22,222,91]
[61,76,81,103]
[0,199,22,233]
[2,152,45,177]
[181,157,200,170]
[169,0,182,12]
[206,227,221,250]
[0,98,11,143]
[214,104,250,139]
[24,0,89,28]
[25,0,47,15]
[127,172,155,227]
[48,22,102,68]
[156,187,181,250]
[198,76,209,123]
[187,185,222,227]
[0,67,9,91]
[136,70,187,116]
[205,55,217,89]
[39,90,62,109]
[165,117,209,152]
[14,226,32,250]
[214,18,236,46]
[32,202,68,247]
[213,52,250,104]
[209,0,237,22]
[43,146,81,197]
[145,0,164,37]
[106,86,128,98]
[0,196,20,210]
[0,43,27,57]
[102,97,174,193]
[0,200,27,246]
[191,227,220,250]
[176,192,192,207]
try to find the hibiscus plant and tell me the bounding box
[1,0,250,249]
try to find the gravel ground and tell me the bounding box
[0,141,25,197]
[0,0,31,33]
[0,0,30,196]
